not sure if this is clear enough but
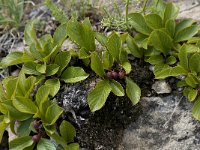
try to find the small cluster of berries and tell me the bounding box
[106,69,126,79]
[32,120,42,142]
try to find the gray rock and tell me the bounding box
[119,96,200,150]
[152,80,172,94]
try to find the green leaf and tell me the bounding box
[46,64,60,76]
[192,97,200,120]
[155,65,187,79]
[17,119,32,136]
[134,33,149,49]
[24,21,38,46]
[48,133,67,148]
[122,62,131,74]
[125,77,141,105]
[185,73,199,88]
[166,56,177,65]
[106,32,121,61]
[65,143,79,150]
[109,80,125,96]
[175,25,199,42]
[9,136,33,150]
[163,2,179,23]
[145,14,163,29]
[102,51,114,69]
[3,77,17,99]
[188,89,198,102]
[91,51,105,77]
[43,124,56,135]
[87,80,112,112]
[67,18,95,52]
[175,19,195,34]
[60,120,75,143]
[37,138,56,150]
[189,53,200,73]
[61,67,89,83]
[126,35,143,58]
[178,44,188,70]
[23,62,40,75]
[13,96,38,114]
[1,100,32,121]
[149,30,173,55]
[54,51,71,75]
[0,120,8,142]
[36,85,50,107]
[145,55,164,65]
[45,103,63,125]
[36,64,46,74]
[45,79,60,97]
[53,23,68,47]
[0,52,26,68]
[165,19,175,37]
[95,32,108,46]
[128,13,152,35]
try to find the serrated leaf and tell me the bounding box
[61,67,89,83]
[192,97,200,120]
[178,44,188,70]
[45,103,63,125]
[53,23,68,47]
[54,51,71,75]
[109,80,124,96]
[188,89,198,102]
[46,64,60,76]
[106,32,121,61]
[125,77,141,105]
[175,25,199,42]
[175,18,195,34]
[45,79,60,97]
[87,80,111,112]
[13,96,38,114]
[122,62,131,74]
[91,51,105,77]
[145,14,163,29]
[126,35,143,58]
[163,2,179,23]
[128,13,152,35]
[149,30,173,55]
[37,138,56,150]
[189,53,200,73]
[67,18,95,52]
[60,120,75,143]
[155,65,187,79]
[9,136,33,150]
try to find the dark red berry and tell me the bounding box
[32,120,42,129]
[111,71,118,79]
[118,70,125,79]
[106,71,113,79]
[32,134,41,142]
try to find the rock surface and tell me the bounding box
[119,95,200,150]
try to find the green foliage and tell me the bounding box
[0,0,24,30]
